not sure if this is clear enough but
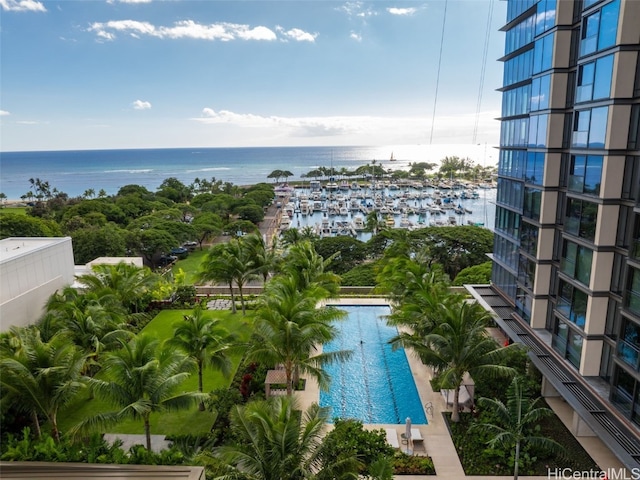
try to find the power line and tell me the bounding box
[472,0,495,144]
[429,0,448,145]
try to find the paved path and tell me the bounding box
[103,434,170,454]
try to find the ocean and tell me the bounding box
[0,145,496,230]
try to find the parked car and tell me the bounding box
[170,247,189,258]
[158,255,178,267]
[183,241,198,251]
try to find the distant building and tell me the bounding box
[467,0,640,471]
[0,237,75,330]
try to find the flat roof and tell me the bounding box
[0,237,71,264]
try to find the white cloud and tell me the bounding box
[16,120,41,125]
[192,107,501,144]
[0,110,10,116]
[0,0,46,12]
[276,26,318,43]
[337,1,377,18]
[387,7,418,16]
[132,100,152,110]
[350,32,362,42]
[88,19,315,43]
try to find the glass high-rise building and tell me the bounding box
[468,0,640,470]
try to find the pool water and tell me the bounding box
[320,305,427,424]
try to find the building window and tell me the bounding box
[557,280,588,328]
[525,152,545,185]
[617,319,640,371]
[552,317,583,369]
[629,105,640,150]
[501,118,529,147]
[568,155,603,195]
[518,255,536,290]
[492,263,517,299]
[535,0,556,36]
[495,206,521,240]
[497,178,524,209]
[520,221,538,256]
[627,267,640,316]
[528,114,548,148]
[533,32,555,74]
[580,0,620,58]
[530,74,551,112]
[611,365,638,424]
[504,50,534,87]
[572,107,608,148]
[494,234,519,270]
[632,215,640,261]
[622,156,640,201]
[576,54,614,103]
[505,15,535,55]
[503,84,531,117]
[499,149,527,180]
[565,198,598,242]
[507,0,537,24]
[515,286,533,322]
[523,188,541,221]
[560,240,593,286]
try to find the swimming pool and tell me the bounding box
[320,305,427,424]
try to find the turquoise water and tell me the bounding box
[320,305,427,424]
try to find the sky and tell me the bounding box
[0,0,507,152]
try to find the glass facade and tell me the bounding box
[493,0,640,438]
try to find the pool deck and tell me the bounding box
[296,298,627,480]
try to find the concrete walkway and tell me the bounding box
[103,433,170,453]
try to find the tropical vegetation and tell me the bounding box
[0,166,600,478]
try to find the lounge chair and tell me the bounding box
[385,428,400,448]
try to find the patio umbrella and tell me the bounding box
[404,417,412,454]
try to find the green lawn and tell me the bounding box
[0,206,28,215]
[59,308,254,437]
[172,249,208,284]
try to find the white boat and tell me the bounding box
[279,216,291,231]
[353,215,365,231]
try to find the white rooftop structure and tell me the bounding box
[0,237,75,330]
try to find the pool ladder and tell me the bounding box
[424,401,434,417]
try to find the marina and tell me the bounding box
[276,178,496,240]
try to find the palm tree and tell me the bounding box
[197,238,258,315]
[74,334,205,450]
[393,300,515,422]
[365,210,382,236]
[281,241,340,299]
[43,287,132,375]
[198,242,239,312]
[250,276,351,395]
[384,260,458,335]
[77,262,164,314]
[244,232,281,283]
[0,328,87,441]
[166,306,236,411]
[212,396,357,480]
[470,377,562,480]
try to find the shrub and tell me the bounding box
[318,419,394,475]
